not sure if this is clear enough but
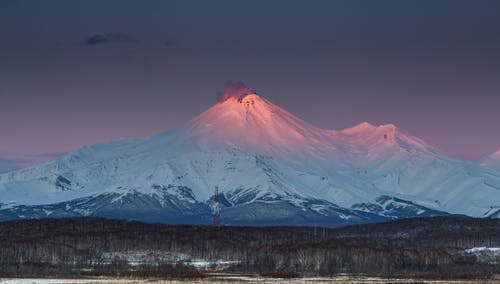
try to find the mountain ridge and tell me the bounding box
[482,148,500,171]
[0,87,499,225]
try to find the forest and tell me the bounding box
[0,216,499,279]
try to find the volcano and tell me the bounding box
[0,86,499,225]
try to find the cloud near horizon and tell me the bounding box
[0,158,23,173]
[0,152,66,173]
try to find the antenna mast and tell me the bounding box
[212,185,221,226]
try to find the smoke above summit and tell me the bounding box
[218,81,254,102]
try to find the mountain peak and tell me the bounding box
[177,82,442,162]
[481,148,500,171]
[183,87,338,160]
[2,82,498,224]
[341,122,397,135]
[218,92,266,111]
[491,149,500,158]
[346,122,376,132]
[237,93,260,104]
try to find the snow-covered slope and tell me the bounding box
[0,89,499,225]
[482,149,500,171]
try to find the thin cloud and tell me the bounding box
[164,40,174,47]
[0,158,23,173]
[83,33,139,46]
[33,152,66,160]
[0,152,65,173]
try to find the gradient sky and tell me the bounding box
[1,0,500,171]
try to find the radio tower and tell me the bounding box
[212,185,221,226]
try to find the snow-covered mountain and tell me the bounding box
[0,88,499,225]
[482,149,500,171]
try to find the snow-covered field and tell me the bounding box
[100,250,190,266]
[465,247,500,264]
[465,247,500,254]
[97,250,240,269]
[1,276,499,284]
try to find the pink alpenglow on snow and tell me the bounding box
[185,87,437,167]
[482,149,500,171]
[0,82,499,222]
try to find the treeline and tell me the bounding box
[329,216,500,248]
[0,216,498,278]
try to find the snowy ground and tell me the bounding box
[1,276,499,284]
[465,247,500,254]
[98,250,240,269]
[464,247,500,264]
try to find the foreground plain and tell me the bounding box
[1,276,500,284]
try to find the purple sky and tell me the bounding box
[1,0,500,171]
